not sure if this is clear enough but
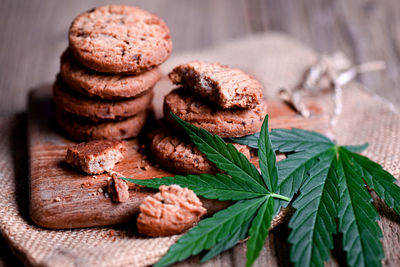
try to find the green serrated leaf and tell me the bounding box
[154,197,265,267]
[342,143,368,153]
[170,112,266,189]
[274,147,335,214]
[337,150,384,267]
[121,172,268,201]
[231,133,260,149]
[288,149,338,267]
[270,128,334,153]
[246,196,274,267]
[258,115,278,191]
[341,147,400,217]
[201,213,254,263]
[231,128,334,152]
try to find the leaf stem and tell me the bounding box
[270,193,290,202]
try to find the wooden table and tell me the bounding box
[0,0,399,266]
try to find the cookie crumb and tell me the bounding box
[137,185,207,237]
[108,170,124,177]
[107,175,129,203]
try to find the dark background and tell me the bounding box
[1,0,399,266]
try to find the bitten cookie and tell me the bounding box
[137,185,206,237]
[163,88,267,138]
[148,128,251,174]
[53,78,153,122]
[56,109,148,141]
[60,50,162,99]
[65,140,126,174]
[69,5,172,74]
[168,61,263,109]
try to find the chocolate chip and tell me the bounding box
[77,31,88,38]
[132,54,142,63]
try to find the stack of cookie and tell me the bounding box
[53,5,172,141]
[149,61,267,174]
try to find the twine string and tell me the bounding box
[279,53,386,127]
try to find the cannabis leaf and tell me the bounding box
[231,132,259,149]
[200,215,253,262]
[125,114,288,267]
[343,147,400,215]
[122,173,268,201]
[258,116,278,191]
[232,128,334,151]
[270,128,334,152]
[272,130,336,215]
[342,143,368,153]
[337,149,384,267]
[232,128,400,267]
[287,149,338,267]
[246,196,274,267]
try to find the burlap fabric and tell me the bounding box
[0,33,399,266]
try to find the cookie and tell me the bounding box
[137,185,206,237]
[69,5,172,74]
[60,49,162,99]
[168,61,263,109]
[148,127,251,174]
[56,108,148,141]
[53,78,153,122]
[65,140,127,174]
[163,88,267,138]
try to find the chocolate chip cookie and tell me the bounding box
[60,50,161,99]
[168,61,263,109]
[163,88,267,138]
[53,78,153,122]
[148,127,251,174]
[69,5,172,74]
[56,108,148,141]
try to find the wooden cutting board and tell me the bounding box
[28,84,331,229]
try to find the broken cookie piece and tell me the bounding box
[168,61,263,109]
[137,185,207,237]
[65,140,127,174]
[107,175,129,203]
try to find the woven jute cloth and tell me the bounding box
[0,33,399,267]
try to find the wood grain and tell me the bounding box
[1,0,400,266]
[1,0,400,117]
